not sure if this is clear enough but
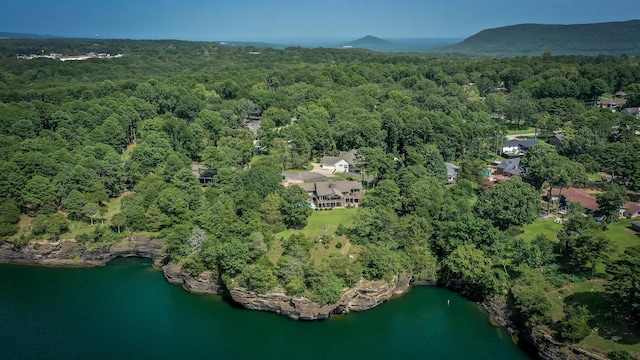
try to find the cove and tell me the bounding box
[0,258,532,360]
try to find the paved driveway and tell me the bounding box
[282,163,335,181]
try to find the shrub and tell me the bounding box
[559,305,591,343]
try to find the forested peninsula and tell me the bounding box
[1,39,640,359]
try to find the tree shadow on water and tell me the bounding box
[565,291,640,345]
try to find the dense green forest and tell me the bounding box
[1,39,640,357]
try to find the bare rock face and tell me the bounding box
[226,274,413,320]
[162,264,224,295]
[0,236,165,266]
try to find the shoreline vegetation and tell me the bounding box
[1,38,640,359]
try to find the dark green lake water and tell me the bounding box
[0,258,532,360]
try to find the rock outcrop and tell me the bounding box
[227,275,413,320]
[0,236,165,266]
[162,264,224,295]
[0,238,415,321]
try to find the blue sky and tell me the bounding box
[2,0,640,40]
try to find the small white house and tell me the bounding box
[322,150,357,173]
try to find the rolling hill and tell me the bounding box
[432,20,640,56]
[339,35,460,52]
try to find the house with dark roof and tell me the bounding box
[298,180,363,209]
[548,133,564,145]
[501,139,539,155]
[321,150,357,173]
[191,164,215,185]
[496,157,521,177]
[631,221,640,232]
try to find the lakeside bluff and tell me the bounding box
[1,38,640,359]
[0,237,614,359]
[0,237,416,321]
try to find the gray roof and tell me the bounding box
[518,139,539,149]
[299,180,363,198]
[503,139,521,147]
[322,150,357,167]
[297,183,316,193]
[497,157,521,176]
[622,107,640,116]
[503,139,539,149]
[445,162,459,177]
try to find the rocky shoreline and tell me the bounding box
[0,237,415,321]
[0,237,605,359]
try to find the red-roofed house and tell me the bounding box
[550,188,598,213]
[622,202,640,219]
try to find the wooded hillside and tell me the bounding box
[434,20,640,56]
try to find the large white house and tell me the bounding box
[321,150,357,173]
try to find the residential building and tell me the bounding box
[548,133,564,145]
[191,164,215,185]
[496,157,521,177]
[501,139,539,155]
[321,150,357,173]
[622,202,640,218]
[622,107,640,118]
[550,188,598,213]
[445,162,459,183]
[298,180,363,209]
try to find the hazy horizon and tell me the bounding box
[1,0,639,41]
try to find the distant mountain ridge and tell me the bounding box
[0,31,63,39]
[433,20,640,56]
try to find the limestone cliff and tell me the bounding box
[0,236,166,266]
[0,238,415,321]
[227,275,412,320]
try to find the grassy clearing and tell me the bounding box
[607,219,640,257]
[56,194,129,239]
[275,208,357,240]
[506,126,536,135]
[587,173,604,182]
[539,219,640,354]
[269,208,359,264]
[517,218,563,242]
[545,278,640,354]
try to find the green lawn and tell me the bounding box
[539,218,640,355]
[587,173,604,182]
[517,218,563,242]
[271,208,359,264]
[275,208,357,240]
[506,126,536,135]
[607,219,640,257]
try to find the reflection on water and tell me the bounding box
[0,258,532,360]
